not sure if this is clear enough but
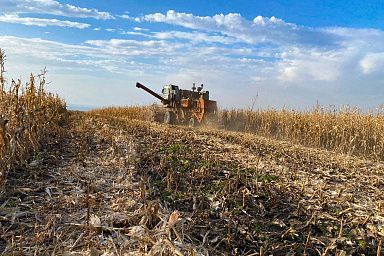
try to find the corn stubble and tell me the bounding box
[86,107,384,255]
[0,49,67,187]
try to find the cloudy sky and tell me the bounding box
[0,0,384,110]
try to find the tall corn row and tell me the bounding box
[0,49,67,187]
[221,107,384,160]
[95,105,384,161]
[88,105,152,121]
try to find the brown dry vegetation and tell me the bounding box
[90,110,384,255]
[221,108,384,160]
[91,106,153,122]
[1,107,382,255]
[92,106,384,161]
[0,49,67,187]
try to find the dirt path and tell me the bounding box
[1,112,383,255]
[1,114,146,255]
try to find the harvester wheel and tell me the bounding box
[164,111,175,124]
[189,117,197,127]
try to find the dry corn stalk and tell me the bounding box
[0,49,67,187]
[92,104,384,161]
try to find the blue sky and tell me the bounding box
[0,0,384,110]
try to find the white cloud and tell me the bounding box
[140,10,334,46]
[278,47,347,82]
[0,36,139,74]
[0,14,90,28]
[120,31,150,37]
[0,36,98,61]
[133,27,149,31]
[360,53,384,74]
[86,39,165,48]
[253,16,285,26]
[136,10,384,84]
[152,31,236,44]
[85,39,185,57]
[0,0,114,19]
[120,14,140,22]
[2,8,384,109]
[118,29,236,44]
[250,76,266,83]
[120,14,131,19]
[0,35,186,107]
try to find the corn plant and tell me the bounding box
[0,49,67,187]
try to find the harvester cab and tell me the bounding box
[162,85,180,103]
[136,82,218,126]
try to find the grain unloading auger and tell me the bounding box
[136,82,218,126]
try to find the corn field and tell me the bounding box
[91,105,384,160]
[221,107,384,160]
[89,105,153,121]
[0,49,67,187]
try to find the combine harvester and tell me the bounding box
[136,82,217,126]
